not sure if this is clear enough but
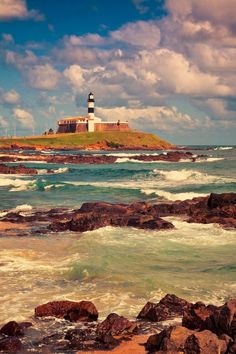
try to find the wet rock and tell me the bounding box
[145,326,227,353]
[0,336,22,352]
[0,321,24,336]
[65,327,120,351]
[70,213,110,232]
[137,294,191,322]
[182,301,219,331]
[96,313,138,336]
[35,300,98,321]
[0,163,38,175]
[183,298,236,337]
[188,193,236,228]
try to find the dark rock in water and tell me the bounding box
[0,336,22,352]
[137,294,191,322]
[96,313,138,336]
[188,192,236,228]
[145,326,227,353]
[35,300,98,321]
[70,213,110,232]
[65,327,120,351]
[0,163,38,175]
[0,321,24,336]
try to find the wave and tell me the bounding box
[115,157,171,164]
[106,152,161,157]
[0,175,36,192]
[53,167,69,174]
[0,204,33,217]
[152,169,232,185]
[141,189,207,201]
[214,146,233,150]
[196,157,225,163]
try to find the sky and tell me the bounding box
[0,0,236,144]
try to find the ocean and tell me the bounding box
[0,146,236,323]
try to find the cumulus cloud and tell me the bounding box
[13,108,34,129]
[1,89,20,104]
[96,105,211,132]
[63,65,86,90]
[0,116,8,128]
[111,21,161,48]
[0,0,44,21]
[27,64,61,90]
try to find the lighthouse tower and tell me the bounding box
[87,92,95,119]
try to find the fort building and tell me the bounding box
[57,93,130,133]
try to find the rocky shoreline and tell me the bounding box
[0,150,204,165]
[0,293,236,353]
[0,193,235,236]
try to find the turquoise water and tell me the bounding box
[0,146,235,322]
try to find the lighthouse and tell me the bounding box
[87,92,95,119]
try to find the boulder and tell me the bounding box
[145,326,227,353]
[0,336,22,352]
[0,321,24,336]
[35,300,98,321]
[182,301,219,331]
[70,213,110,232]
[137,294,190,322]
[96,313,137,336]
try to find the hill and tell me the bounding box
[0,131,173,150]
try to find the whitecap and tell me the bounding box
[214,146,233,150]
[141,189,207,201]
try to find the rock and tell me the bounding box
[0,163,38,175]
[65,327,120,351]
[182,301,219,331]
[137,294,191,322]
[70,213,110,232]
[96,313,138,336]
[0,336,22,352]
[183,298,236,337]
[207,193,236,209]
[35,300,98,321]
[145,326,227,353]
[0,321,24,337]
[184,331,228,354]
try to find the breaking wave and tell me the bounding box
[0,204,33,217]
[141,189,207,201]
[214,146,233,150]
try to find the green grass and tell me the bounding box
[0,131,172,149]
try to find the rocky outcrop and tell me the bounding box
[0,163,38,175]
[35,300,98,321]
[1,193,235,236]
[0,150,203,165]
[137,294,191,322]
[188,192,236,228]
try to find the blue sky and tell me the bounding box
[0,0,235,144]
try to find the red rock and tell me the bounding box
[182,301,219,331]
[0,337,22,352]
[0,163,38,175]
[96,313,137,336]
[0,321,24,336]
[137,294,190,322]
[35,300,98,321]
[145,326,227,353]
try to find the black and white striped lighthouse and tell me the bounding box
[87,92,95,119]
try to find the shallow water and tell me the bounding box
[0,146,236,324]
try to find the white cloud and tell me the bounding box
[96,105,210,132]
[13,108,34,129]
[2,89,20,104]
[0,116,8,128]
[0,0,44,21]
[111,21,161,48]
[63,65,86,90]
[27,64,61,90]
